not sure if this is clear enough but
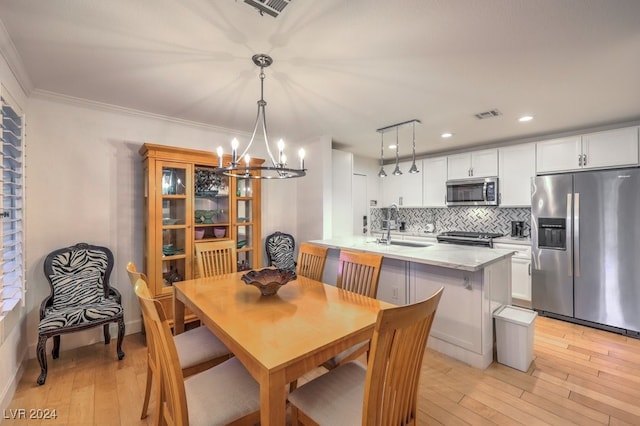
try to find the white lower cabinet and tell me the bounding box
[493,242,531,306]
[377,258,408,305]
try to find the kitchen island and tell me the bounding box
[310,236,514,369]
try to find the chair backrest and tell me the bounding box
[336,250,383,298]
[126,261,148,287]
[363,287,444,425]
[265,231,296,271]
[195,240,237,277]
[43,242,114,309]
[296,243,328,282]
[134,277,190,425]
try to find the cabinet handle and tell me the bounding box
[528,263,531,275]
[578,154,582,167]
[583,154,587,166]
[399,196,403,206]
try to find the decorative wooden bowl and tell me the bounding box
[241,268,297,296]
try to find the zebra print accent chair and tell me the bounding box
[265,231,297,271]
[36,243,125,385]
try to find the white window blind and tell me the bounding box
[0,89,24,320]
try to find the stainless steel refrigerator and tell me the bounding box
[531,168,640,335]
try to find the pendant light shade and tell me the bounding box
[392,127,402,176]
[377,132,387,177]
[408,120,419,173]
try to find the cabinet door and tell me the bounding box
[470,148,498,178]
[536,136,582,173]
[498,143,535,207]
[155,161,193,296]
[447,153,471,180]
[377,258,407,304]
[423,156,447,207]
[582,126,639,169]
[235,178,256,271]
[511,257,531,304]
[399,160,422,206]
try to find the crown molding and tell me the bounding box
[0,19,33,96]
[31,88,252,138]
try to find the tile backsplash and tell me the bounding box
[371,207,531,236]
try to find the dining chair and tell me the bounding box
[265,231,297,271]
[126,262,231,420]
[321,250,383,370]
[289,287,444,426]
[36,243,125,385]
[194,240,237,277]
[296,243,329,282]
[133,277,261,426]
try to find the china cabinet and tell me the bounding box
[139,143,263,323]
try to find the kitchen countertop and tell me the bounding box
[309,236,515,272]
[370,229,532,246]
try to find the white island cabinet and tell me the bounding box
[312,237,513,369]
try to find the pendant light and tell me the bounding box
[377,132,387,177]
[392,127,402,176]
[214,54,306,179]
[376,119,421,177]
[408,120,419,173]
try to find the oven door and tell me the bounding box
[446,177,499,206]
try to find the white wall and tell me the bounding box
[331,149,354,237]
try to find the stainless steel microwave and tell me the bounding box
[446,177,499,206]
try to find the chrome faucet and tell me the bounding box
[378,203,399,245]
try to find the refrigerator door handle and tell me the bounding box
[567,193,573,277]
[574,192,580,277]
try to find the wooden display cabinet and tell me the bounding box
[139,143,263,323]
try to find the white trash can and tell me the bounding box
[493,305,538,372]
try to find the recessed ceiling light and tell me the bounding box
[518,115,534,122]
[388,144,397,149]
[441,132,453,138]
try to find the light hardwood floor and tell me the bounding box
[4,316,640,425]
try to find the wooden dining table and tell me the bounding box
[173,271,394,425]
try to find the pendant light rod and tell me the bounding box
[376,118,421,134]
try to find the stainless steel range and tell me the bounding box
[437,231,503,248]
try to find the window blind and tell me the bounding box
[0,91,24,320]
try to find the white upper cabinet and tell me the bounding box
[381,160,423,207]
[423,156,447,207]
[447,148,498,180]
[581,127,639,169]
[537,127,638,173]
[498,143,536,207]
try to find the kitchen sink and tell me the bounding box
[387,240,430,248]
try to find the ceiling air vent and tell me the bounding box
[474,109,502,120]
[244,0,292,17]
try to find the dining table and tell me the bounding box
[173,271,395,425]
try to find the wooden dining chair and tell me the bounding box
[194,240,237,277]
[336,250,383,298]
[296,243,329,282]
[126,262,231,420]
[321,250,384,370]
[289,287,444,426]
[133,277,261,426]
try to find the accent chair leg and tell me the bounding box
[52,335,61,359]
[103,323,111,344]
[116,317,125,360]
[36,335,48,385]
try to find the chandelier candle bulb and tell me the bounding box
[231,138,239,165]
[245,154,251,166]
[277,139,285,165]
[216,146,224,167]
[281,153,287,167]
[299,148,305,169]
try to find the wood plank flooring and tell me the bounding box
[4,316,640,425]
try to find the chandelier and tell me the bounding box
[377,119,421,178]
[214,54,306,179]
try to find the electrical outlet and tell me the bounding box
[392,286,399,299]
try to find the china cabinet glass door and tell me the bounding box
[157,161,191,293]
[235,178,254,271]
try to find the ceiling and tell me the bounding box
[1,0,639,160]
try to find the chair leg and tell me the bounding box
[140,362,153,419]
[36,335,48,385]
[52,335,61,359]
[103,323,111,344]
[116,318,125,360]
